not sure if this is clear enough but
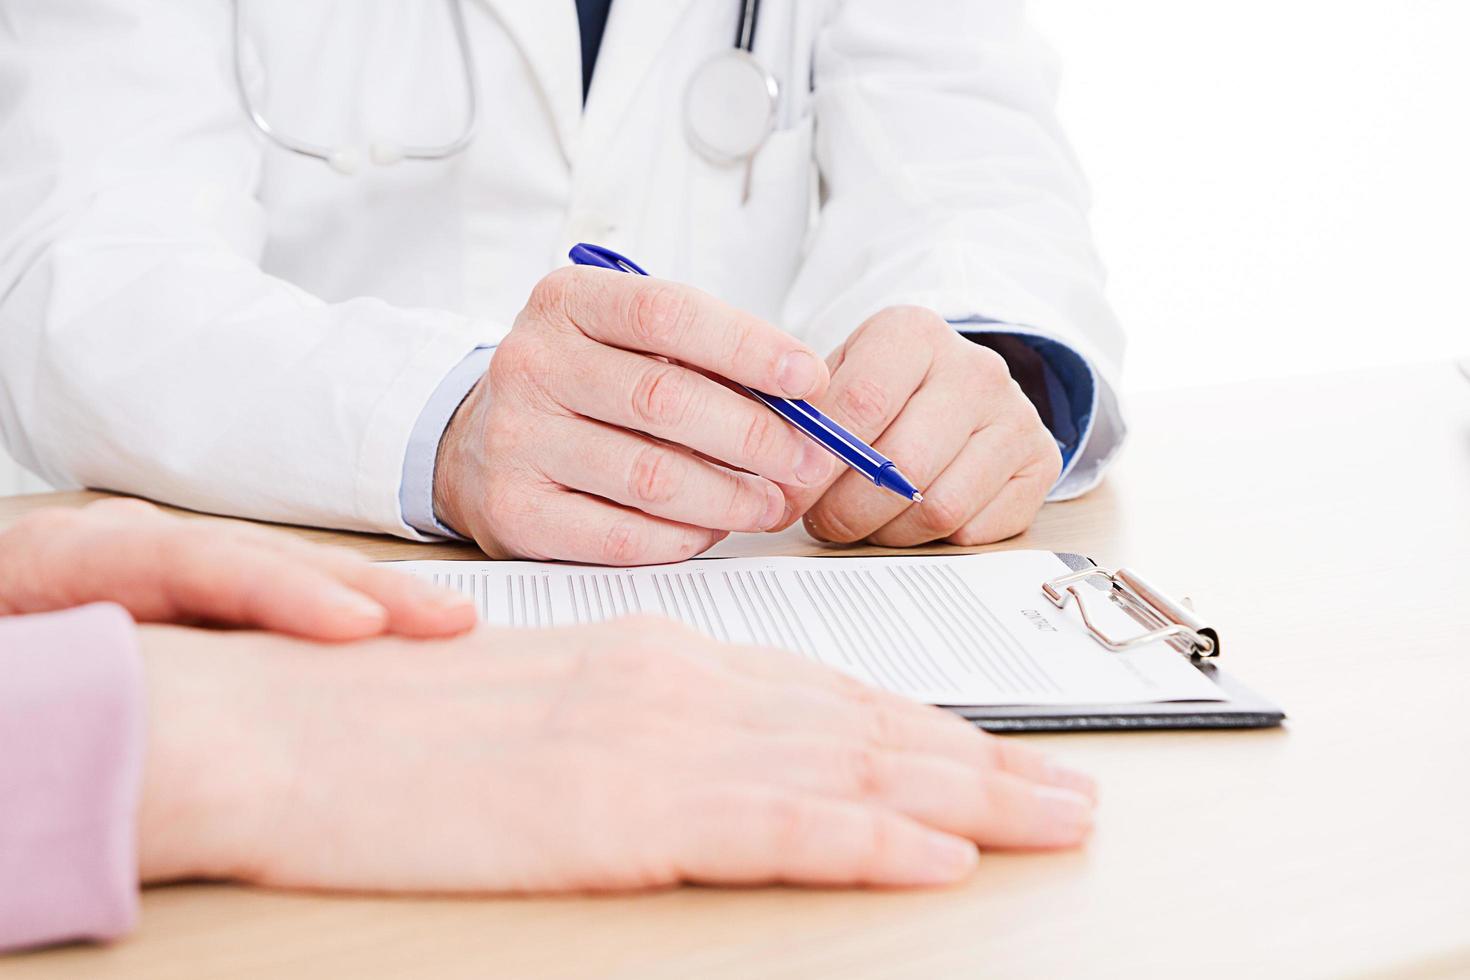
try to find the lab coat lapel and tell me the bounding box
[473,0,583,161]
[576,0,701,163]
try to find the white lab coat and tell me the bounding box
[0,0,1125,538]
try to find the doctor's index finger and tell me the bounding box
[547,267,829,400]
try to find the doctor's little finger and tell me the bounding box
[493,487,723,566]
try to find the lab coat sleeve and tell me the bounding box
[0,1,501,537]
[784,0,1126,499]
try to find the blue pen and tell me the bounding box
[568,243,924,503]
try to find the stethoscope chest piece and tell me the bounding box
[683,49,779,166]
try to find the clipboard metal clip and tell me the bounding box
[1042,566,1220,660]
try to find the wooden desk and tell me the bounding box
[5,362,1469,979]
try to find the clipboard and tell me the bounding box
[953,553,1285,733]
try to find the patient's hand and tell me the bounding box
[0,499,474,640]
[138,618,1096,892]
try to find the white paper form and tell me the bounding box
[390,551,1223,708]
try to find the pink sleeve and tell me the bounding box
[0,603,144,953]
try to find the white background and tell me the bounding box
[3,0,1467,493]
[1030,0,1470,391]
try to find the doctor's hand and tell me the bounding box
[0,499,475,640]
[137,617,1096,892]
[782,307,1062,547]
[434,268,836,564]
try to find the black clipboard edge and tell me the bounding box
[952,666,1284,733]
[961,712,1282,733]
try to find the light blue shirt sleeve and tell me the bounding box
[399,345,496,538]
[949,319,1096,478]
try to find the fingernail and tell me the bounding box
[918,831,979,883]
[1044,763,1098,802]
[758,484,785,530]
[773,502,795,531]
[331,589,388,625]
[1033,786,1095,839]
[793,442,834,487]
[418,582,472,610]
[776,351,821,398]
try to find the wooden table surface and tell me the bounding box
[5,362,1469,979]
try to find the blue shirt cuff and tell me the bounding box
[949,319,1096,473]
[399,345,496,538]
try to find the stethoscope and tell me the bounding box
[232,0,778,183]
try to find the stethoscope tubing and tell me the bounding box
[234,0,764,173]
[231,0,480,167]
[736,0,762,51]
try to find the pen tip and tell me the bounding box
[912,492,924,502]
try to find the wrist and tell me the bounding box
[136,626,301,883]
[431,377,485,541]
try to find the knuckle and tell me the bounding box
[586,643,680,706]
[530,266,580,311]
[597,634,708,702]
[860,702,902,750]
[725,317,759,368]
[830,668,881,702]
[969,344,1012,385]
[627,445,679,506]
[835,378,889,430]
[597,640,663,681]
[738,411,782,464]
[805,503,863,545]
[720,478,768,530]
[915,492,968,535]
[490,333,557,396]
[600,518,647,566]
[763,794,821,854]
[839,745,887,800]
[628,363,693,430]
[629,283,694,351]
